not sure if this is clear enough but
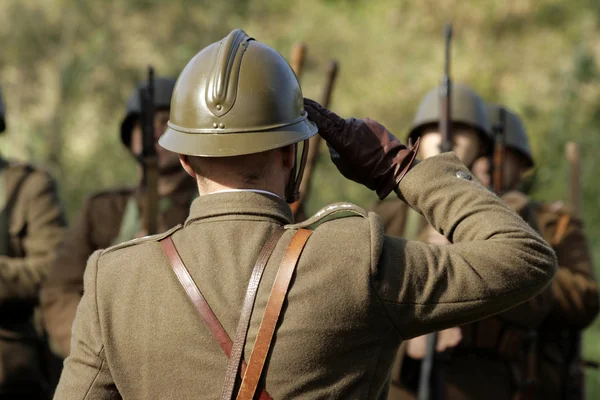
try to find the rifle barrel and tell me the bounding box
[141,65,158,235]
[492,107,506,193]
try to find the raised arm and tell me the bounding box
[304,99,557,339]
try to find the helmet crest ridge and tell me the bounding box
[207,29,253,117]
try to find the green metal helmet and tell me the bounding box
[487,104,534,168]
[408,83,492,145]
[159,29,317,157]
[0,88,5,133]
[120,77,176,148]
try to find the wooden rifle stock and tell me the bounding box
[295,61,338,209]
[566,142,581,218]
[439,23,453,154]
[290,43,306,81]
[141,66,159,235]
[291,60,339,218]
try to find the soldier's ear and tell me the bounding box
[179,155,196,178]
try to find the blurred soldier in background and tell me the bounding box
[53,30,556,399]
[373,84,494,400]
[466,104,599,400]
[373,84,493,242]
[40,77,198,359]
[0,88,67,399]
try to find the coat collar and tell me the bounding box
[185,191,293,226]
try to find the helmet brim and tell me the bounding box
[159,115,318,157]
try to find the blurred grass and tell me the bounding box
[1,0,600,394]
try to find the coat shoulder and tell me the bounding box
[87,187,136,205]
[287,202,383,271]
[286,202,369,231]
[101,224,183,256]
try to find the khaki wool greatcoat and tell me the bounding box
[0,158,66,399]
[55,154,557,399]
[41,178,197,359]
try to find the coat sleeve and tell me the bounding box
[53,250,121,400]
[369,154,557,340]
[40,197,98,358]
[0,169,66,304]
[542,214,599,329]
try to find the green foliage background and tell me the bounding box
[1,0,599,392]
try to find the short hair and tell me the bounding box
[186,149,277,186]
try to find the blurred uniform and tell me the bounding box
[40,78,197,359]
[443,105,598,399]
[535,200,598,400]
[0,88,67,399]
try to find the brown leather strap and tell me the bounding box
[160,237,233,355]
[221,228,285,400]
[160,230,285,400]
[236,228,313,400]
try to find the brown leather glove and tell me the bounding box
[304,98,419,199]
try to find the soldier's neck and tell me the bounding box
[197,178,285,200]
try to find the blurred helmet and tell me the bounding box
[120,77,176,147]
[408,83,492,146]
[159,29,317,157]
[487,104,534,168]
[0,88,6,133]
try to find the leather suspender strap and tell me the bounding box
[160,228,286,400]
[236,228,313,400]
[221,228,285,400]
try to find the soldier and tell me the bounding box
[464,105,599,400]
[0,88,67,399]
[373,84,494,400]
[54,30,556,399]
[39,77,198,359]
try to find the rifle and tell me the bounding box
[289,42,307,81]
[563,142,585,400]
[439,23,453,153]
[139,66,159,236]
[515,329,539,400]
[418,23,453,400]
[292,60,339,218]
[491,107,506,193]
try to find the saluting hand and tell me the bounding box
[303,98,420,199]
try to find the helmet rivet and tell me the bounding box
[219,123,225,129]
[212,123,218,128]
[216,104,222,110]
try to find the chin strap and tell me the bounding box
[285,140,310,203]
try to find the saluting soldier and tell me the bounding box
[466,105,599,400]
[39,77,198,359]
[374,84,495,400]
[54,30,556,399]
[0,88,67,399]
